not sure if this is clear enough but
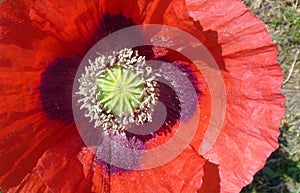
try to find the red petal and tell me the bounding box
[110,147,205,192]
[29,0,205,52]
[198,161,220,193]
[35,129,110,193]
[186,0,285,192]
[0,1,75,190]
[190,77,211,151]
[28,0,146,55]
[29,0,99,54]
[0,0,45,114]
[0,112,76,191]
[143,0,205,42]
[0,112,75,191]
[7,169,51,193]
[0,0,44,48]
[34,132,205,192]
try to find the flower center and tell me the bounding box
[97,66,144,116]
[76,48,159,132]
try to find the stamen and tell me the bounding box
[76,48,159,132]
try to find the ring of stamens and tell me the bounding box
[76,48,159,132]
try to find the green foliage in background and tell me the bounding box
[242,0,300,193]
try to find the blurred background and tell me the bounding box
[241,0,300,192]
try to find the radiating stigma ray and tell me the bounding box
[97,66,145,116]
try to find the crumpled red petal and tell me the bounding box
[6,170,50,193]
[0,0,43,49]
[29,0,205,53]
[114,149,205,192]
[198,161,220,193]
[0,0,78,190]
[186,0,285,192]
[34,128,107,193]
[34,131,206,192]
[0,111,68,189]
[28,0,148,55]
[78,147,206,193]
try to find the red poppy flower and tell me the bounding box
[0,0,285,193]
